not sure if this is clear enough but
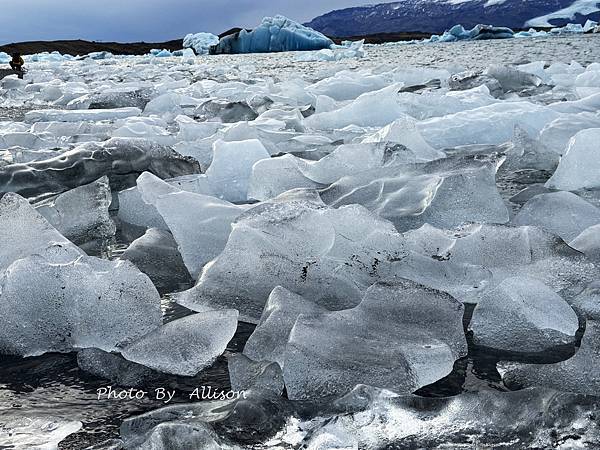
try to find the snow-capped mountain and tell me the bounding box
[305,0,600,36]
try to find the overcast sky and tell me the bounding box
[0,0,392,44]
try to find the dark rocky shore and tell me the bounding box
[0,31,436,57]
[0,39,184,56]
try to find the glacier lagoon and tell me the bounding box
[1,33,600,448]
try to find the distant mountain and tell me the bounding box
[305,0,600,36]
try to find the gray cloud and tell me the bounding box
[0,0,391,44]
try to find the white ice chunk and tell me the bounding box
[539,112,600,155]
[501,321,600,395]
[512,191,600,242]
[321,155,508,231]
[176,191,409,321]
[307,71,388,101]
[151,191,247,279]
[545,128,600,190]
[118,172,215,230]
[113,121,175,146]
[183,32,219,54]
[304,84,407,129]
[575,70,600,98]
[362,117,445,161]
[0,193,82,273]
[418,102,559,149]
[248,154,323,201]
[228,353,284,394]
[570,224,600,260]
[121,310,238,376]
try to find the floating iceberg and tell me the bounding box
[428,24,514,43]
[212,16,333,54]
[183,32,219,54]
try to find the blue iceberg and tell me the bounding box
[212,15,333,54]
[149,48,173,57]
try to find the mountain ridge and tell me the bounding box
[305,0,600,36]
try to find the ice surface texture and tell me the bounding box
[512,191,600,242]
[0,192,82,273]
[320,155,509,232]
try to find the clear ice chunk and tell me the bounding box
[34,176,116,245]
[512,191,600,242]
[0,246,162,356]
[546,128,600,191]
[121,310,238,376]
[282,280,467,399]
[469,276,579,353]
